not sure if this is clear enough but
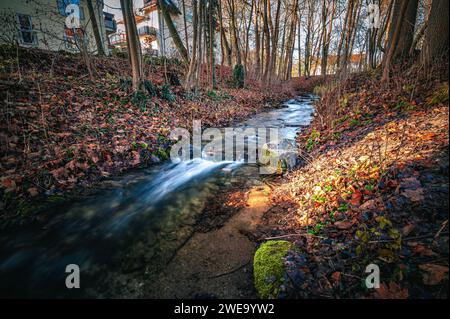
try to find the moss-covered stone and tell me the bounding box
[428,83,449,106]
[253,240,294,299]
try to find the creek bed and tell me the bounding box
[0,94,317,298]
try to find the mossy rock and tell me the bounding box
[428,83,449,106]
[253,240,294,299]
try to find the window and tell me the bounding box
[16,14,37,45]
[79,6,85,20]
[57,0,66,15]
[186,12,193,23]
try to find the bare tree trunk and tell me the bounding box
[382,0,408,83]
[393,0,419,61]
[121,0,142,91]
[269,0,282,80]
[320,0,335,76]
[218,0,232,66]
[255,0,261,77]
[422,0,449,64]
[86,0,105,56]
[184,1,199,89]
[229,0,242,66]
[181,0,190,57]
[244,0,254,73]
[263,0,271,81]
[209,0,217,89]
[297,13,302,77]
[158,0,189,65]
[278,19,287,77]
[304,0,315,77]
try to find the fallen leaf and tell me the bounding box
[401,188,425,202]
[372,282,409,299]
[350,190,362,206]
[334,221,353,230]
[413,245,435,257]
[419,264,448,285]
[331,271,341,282]
[402,224,415,236]
[28,187,39,197]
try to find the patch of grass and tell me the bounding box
[393,99,415,111]
[206,90,232,101]
[311,194,327,204]
[159,84,176,102]
[337,202,349,212]
[313,81,338,96]
[332,115,349,128]
[141,80,158,97]
[305,129,321,152]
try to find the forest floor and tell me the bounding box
[0,47,291,225]
[1,46,448,299]
[253,59,449,298]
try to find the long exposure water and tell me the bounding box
[0,94,317,298]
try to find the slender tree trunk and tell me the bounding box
[393,0,419,61]
[182,0,190,57]
[209,0,217,89]
[228,0,242,65]
[304,0,315,77]
[278,19,287,77]
[86,0,105,56]
[269,0,282,80]
[158,0,189,65]
[218,0,232,66]
[244,0,254,73]
[297,13,301,77]
[185,0,199,89]
[255,0,261,77]
[422,0,449,64]
[121,0,142,91]
[382,0,408,83]
[263,0,271,81]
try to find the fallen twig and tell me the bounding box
[261,232,327,241]
[207,260,250,279]
[368,232,449,244]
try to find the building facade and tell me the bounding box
[110,0,193,58]
[0,0,112,55]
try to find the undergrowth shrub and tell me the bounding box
[232,64,245,89]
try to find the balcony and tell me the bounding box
[143,0,157,11]
[110,33,126,46]
[138,25,157,37]
[104,19,117,34]
[104,12,117,34]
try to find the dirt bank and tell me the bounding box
[255,61,449,298]
[145,182,272,298]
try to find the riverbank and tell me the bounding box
[0,47,291,223]
[255,60,449,298]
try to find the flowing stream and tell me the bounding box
[0,94,317,298]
